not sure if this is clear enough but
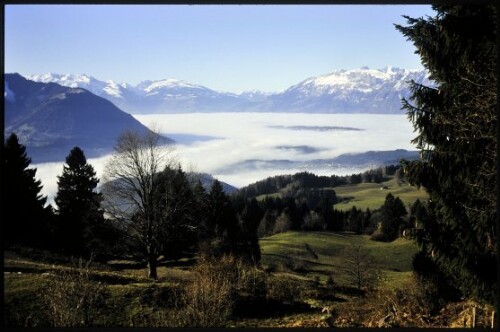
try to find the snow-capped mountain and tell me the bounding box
[27,73,143,112]
[27,67,433,114]
[27,74,249,113]
[268,67,433,113]
[5,73,173,163]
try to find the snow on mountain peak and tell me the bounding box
[28,73,101,88]
[292,67,428,95]
[23,67,432,114]
[238,89,273,96]
[142,78,203,93]
[103,80,126,98]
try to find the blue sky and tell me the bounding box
[5,5,434,93]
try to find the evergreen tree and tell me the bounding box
[192,179,209,239]
[346,206,363,234]
[396,5,497,302]
[207,180,237,238]
[380,193,407,241]
[154,166,199,260]
[3,133,52,247]
[328,209,345,232]
[238,198,264,263]
[363,208,372,232]
[55,147,103,256]
[317,191,335,227]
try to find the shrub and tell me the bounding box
[291,260,308,273]
[266,276,303,304]
[139,284,184,309]
[237,263,267,300]
[370,229,388,242]
[175,255,236,327]
[326,275,336,288]
[264,263,278,273]
[41,259,109,327]
[232,262,269,318]
[314,275,321,285]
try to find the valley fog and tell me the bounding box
[34,112,416,204]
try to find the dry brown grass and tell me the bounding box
[172,255,238,327]
[40,259,110,327]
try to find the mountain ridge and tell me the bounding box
[4,73,173,163]
[25,67,434,114]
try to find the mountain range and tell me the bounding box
[4,73,172,163]
[5,68,429,165]
[213,149,420,175]
[27,67,433,114]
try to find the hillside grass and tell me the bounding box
[260,231,418,290]
[3,250,192,327]
[333,176,428,211]
[255,175,427,212]
[5,230,419,327]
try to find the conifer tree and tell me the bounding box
[380,193,407,241]
[3,133,52,247]
[396,5,497,302]
[154,166,199,260]
[55,147,103,256]
[238,198,264,263]
[207,180,238,238]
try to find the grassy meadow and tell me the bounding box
[256,175,428,212]
[333,176,428,211]
[6,174,486,328]
[260,231,417,290]
[5,230,419,328]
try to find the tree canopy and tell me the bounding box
[396,5,497,302]
[3,133,52,247]
[55,147,103,256]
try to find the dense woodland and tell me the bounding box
[2,4,498,328]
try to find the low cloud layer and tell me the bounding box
[33,112,416,205]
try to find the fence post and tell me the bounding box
[472,306,476,328]
[492,311,495,329]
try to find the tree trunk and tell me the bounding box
[147,254,158,279]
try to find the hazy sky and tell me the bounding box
[5,4,434,93]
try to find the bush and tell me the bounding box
[162,254,271,326]
[175,255,236,327]
[139,284,184,309]
[266,276,303,304]
[291,260,308,273]
[232,262,269,318]
[326,275,336,288]
[370,229,388,242]
[237,263,267,299]
[41,259,109,327]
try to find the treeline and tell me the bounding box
[2,133,262,277]
[233,165,414,241]
[3,130,421,275]
[247,184,426,244]
[237,166,404,199]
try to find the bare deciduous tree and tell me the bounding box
[101,130,177,279]
[342,244,379,291]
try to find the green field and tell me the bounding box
[260,231,418,290]
[255,175,428,212]
[5,230,420,327]
[333,176,428,211]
